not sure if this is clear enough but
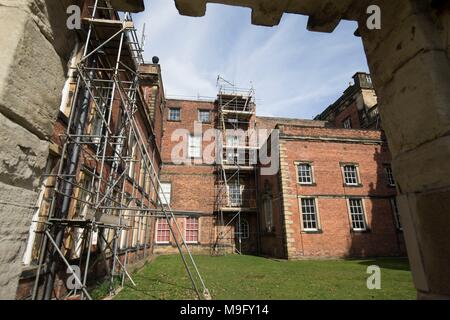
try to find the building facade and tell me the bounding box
[16,0,166,299]
[315,72,380,130]
[15,2,405,299]
[256,123,405,258]
[148,76,406,259]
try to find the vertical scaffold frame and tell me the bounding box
[31,0,209,300]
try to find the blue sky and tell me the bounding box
[134,1,369,119]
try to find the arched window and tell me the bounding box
[236,219,249,239]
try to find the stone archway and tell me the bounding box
[174,0,450,299]
[0,0,447,300]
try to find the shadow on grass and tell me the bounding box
[118,277,196,300]
[355,257,411,271]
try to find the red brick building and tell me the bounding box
[15,0,405,301]
[17,1,167,299]
[256,122,405,258]
[152,75,406,259]
[315,72,380,129]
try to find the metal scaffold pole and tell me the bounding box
[214,76,257,255]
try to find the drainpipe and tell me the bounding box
[43,59,95,300]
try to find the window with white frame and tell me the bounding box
[132,210,139,247]
[74,171,94,219]
[348,198,367,231]
[390,197,402,230]
[300,198,319,231]
[159,182,171,205]
[139,216,146,245]
[168,107,181,121]
[343,164,359,185]
[228,180,242,206]
[225,134,240,162]
[156,218,170,243]
[343,117,352,129]
[385,165,396,186]
[198,110,210,123]
[145,161,151,195]
[262,196,273,232]
[185,217,199,243]
[128,139,137,178]
[139,160,145,188]
[226,134,240,147]
[236,219,249,239]
[297,163,313,184]
[188,135,202,158]
[120,208,130,249]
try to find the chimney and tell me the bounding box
[352,72,374,89]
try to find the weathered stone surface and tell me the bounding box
[174,0,362,28]
[393,135,450,194]
[0,0,74,299]
[360,2,445,87]
[109,0,145,13]
[377,50,450,155]
[0,0,77,61]
[399,190,450,297]
[0,6,66,139]
[0,182,38,299]
[0,113,49,190]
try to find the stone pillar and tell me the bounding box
[278,139,297,258]
[358,0,450,299]
[0,0,77,299]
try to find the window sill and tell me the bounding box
[302,229,323,234]
[343,183,363,188]
[167,119,181,122]
[298,182,317,187]
[351,228,371,233]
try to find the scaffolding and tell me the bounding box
[214,76,258,255]
[31,0,209,300]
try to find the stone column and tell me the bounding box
[358,0,450,299]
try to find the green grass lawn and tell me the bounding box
[111,254,415,300]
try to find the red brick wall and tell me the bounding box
[279,124,384,141]
[258,172,286,258]
[152,216,216,255]
[334,101,361,129]
[160,164,216,213]
[158,99,260,254]
[162,99,217,163]
[158,100,218,253]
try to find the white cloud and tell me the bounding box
[134,0,369,119]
